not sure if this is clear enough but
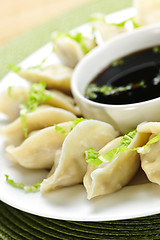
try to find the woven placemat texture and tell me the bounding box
[0,201,160,240]
[1,0,160,239]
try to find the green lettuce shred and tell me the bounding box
[136,133,160,154]
[20,82,51,138]
[54,125,68,135]
[8,64,22,73]
[99,129,137,162]
[111,17,140,28]
[5,175,42,192]
[8,86,13,98]
[86,81,146,100]
[69,117,88,131]
[8,56,49,73]
[28,56,48,70]
[86,148,102,166]
[99,148,118,163]
[86,129,160,166]
[88,13,140,29]
[153,46,160,54]
[88,13,106,23]
[55,118,89,135]
[86,129,137,166]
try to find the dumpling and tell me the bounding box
[53,32,96,68]
[137,121,160,185]
[41,119,119,193]
[137,121,160,135]
[93,20,125,42]
[5,122,71,169]
[83,131,149,199]
[18,64,73,93]
[46,89,81,116]
[133,0,160,25]
[0,86,80,121]
[0,105,76,145]
[53,38,84,68]
[0,86,28,121]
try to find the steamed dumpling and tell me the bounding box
[134,0,160,25]
[93,20,125,42]
[0,86,28,121]
[0,105,76,145]
[46,89,80,116]
[83,131,149,199]
[41,119,119,193]
[53,33,96,68]
[5,122,71,169]
[137,121,160,185]
[137,121,160,135]
[19,64,73,93]
[0,86,80,121]
[54,38,84,68]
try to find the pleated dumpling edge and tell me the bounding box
[40,119,119,193]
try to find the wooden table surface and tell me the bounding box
[0,0,93,47]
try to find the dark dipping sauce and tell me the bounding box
[85,46,160,105]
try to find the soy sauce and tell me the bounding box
[85,46,160,104]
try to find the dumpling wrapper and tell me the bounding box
[19,64,73,93]
[5,122,71,169]
[83,131,149,199]
[0,86,28,121]
[41,119,119,193]
[54,37,96,68]
[137,121,160,135]
[46,89,81,116]
[93,21,125,42]
[133,0,160,25]
[137,121,160,185]
[0,105,76,145]
[0,86,80,121]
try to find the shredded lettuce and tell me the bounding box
[85,84,101,99]
[86,81,146,100]
[8,64,22,73]
[153,46,160,54]
[5,175,42,192]
[52,32,92,54]
[86,129,160,166]
[54,125,68,135]
[86,130,137,166]
[86,148,102,166]
[99,148,119,163]
[101,131,160,161]
[111,58,124,67]
[69,117,88,131]
[8,56,49,73]
[99,129,137,162]
[8,86,13,98]
[120,130,137,147]
[20,82,51,138]
[55,118,90,135]
[88,13,140,29]
[55,118,89,135]
[137,133,160,154]
[28,56,48,70]
[88,13,106,23]
[111,17,140,28]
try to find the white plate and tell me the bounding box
[1,8,160,222]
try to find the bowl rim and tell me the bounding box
[71,23,160,109]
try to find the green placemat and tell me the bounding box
[0,0,131,79]
[0,201,160,240]
[1,0,160,239]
